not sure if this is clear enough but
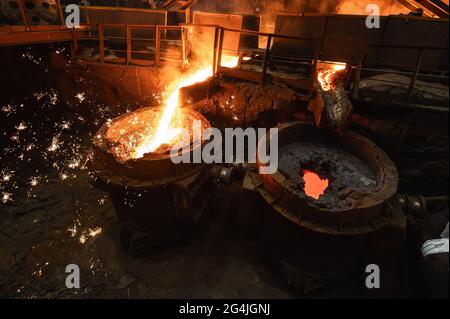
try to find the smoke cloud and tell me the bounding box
[194,0,408,16]
[335,0,407,15]
[193,0,409,34]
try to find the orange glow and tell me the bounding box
[133,55,239,158]
[303,169,329,200]
[103,107,210,162]
[336,0,407,15]
[317,62,346,92]
[330,63,346,72]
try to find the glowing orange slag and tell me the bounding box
[317,62,346,92]
[133,55,239,158]
[303,169,329,200]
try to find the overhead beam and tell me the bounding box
[416,0,449,17]
[0,29,89,47]
[396,0,449,17]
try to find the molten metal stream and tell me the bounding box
[133,56,239,158]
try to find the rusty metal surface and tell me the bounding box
[109,165,213,252]
[396,0,449,17]
[254,122,399,235]
[192,11,243,52]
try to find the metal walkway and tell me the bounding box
[1,2,447,105]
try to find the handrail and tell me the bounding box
[368,43,448,51]
[357,41,450,100]
[76,5,186,14]
[76,22,321,90]
[91,23,186,66]
[221,26,318,42]
[182,24,317,41]
[210,25,321,93]
[5,17,446,103]
[98,24,182,30]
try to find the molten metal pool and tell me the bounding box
[100,107,210,163]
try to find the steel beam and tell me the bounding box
[0,29,89,47]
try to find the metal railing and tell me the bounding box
[5,3,448,103]
[212,26,321,90]
[70,23,188,67]
[358,43,449,100]
[72,23,321,83]
[67,23,325,99]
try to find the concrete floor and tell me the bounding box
[0,171,294,298]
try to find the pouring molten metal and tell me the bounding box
[133,56,239,159]
[103,107,211,162]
